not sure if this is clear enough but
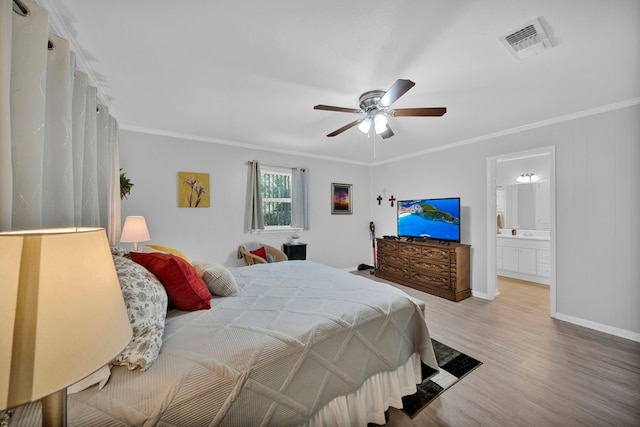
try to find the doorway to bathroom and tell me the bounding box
[486,147,556,316]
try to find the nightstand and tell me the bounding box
[283,243,307,260]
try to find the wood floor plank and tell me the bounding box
[357,273,640,426]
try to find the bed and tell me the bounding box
[9,257,437,426]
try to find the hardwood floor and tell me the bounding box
[359,273,640,426]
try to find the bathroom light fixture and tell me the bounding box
[516,172,539,183]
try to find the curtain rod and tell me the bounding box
[247,161,305,172]
[13,0,29,16]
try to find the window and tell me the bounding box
[261,165,292,229]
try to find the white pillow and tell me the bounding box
[192,261,238,297]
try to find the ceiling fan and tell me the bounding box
[314,79,446,139]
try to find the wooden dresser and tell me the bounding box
[375,238,471,302]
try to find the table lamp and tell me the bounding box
[0,227,132,426]
[119,216,150,251]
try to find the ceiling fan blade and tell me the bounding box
[327,118,364,137]
[391,107,447,117]
[314,104,362,114]
[378,79,415,107]
[380,126,394,139]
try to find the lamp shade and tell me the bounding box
[357,116,372,133]
[0,227,132,411]
[374,113,388,134]
[120,216,150,250]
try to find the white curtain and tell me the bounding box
[245,160,264,232]
[291,167,309,230]
[0,0,120,240]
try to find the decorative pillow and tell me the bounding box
[130,252,211,311]
[111,255,168,371]
[249,246,267,261]
[110,245,131,258]
[143,244,190,262]
[192,261,239,297]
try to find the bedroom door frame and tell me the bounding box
[485,146,557,316]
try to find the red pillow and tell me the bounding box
[130,252,211,311]
[250,246,267,261]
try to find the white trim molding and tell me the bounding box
[553,313,640,343]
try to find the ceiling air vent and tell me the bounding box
[499,17,552,60]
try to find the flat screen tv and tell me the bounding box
[397,197,461,242]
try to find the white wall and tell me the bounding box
[118,130,374,269]
[371,104,640,339]
[119,104,639,339]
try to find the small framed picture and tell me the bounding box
[331,183,352,214]
[178,171,210,208]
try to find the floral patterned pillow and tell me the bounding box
[111,255,168,371]
[110,245,131,258]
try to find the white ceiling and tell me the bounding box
[43,0,640,165]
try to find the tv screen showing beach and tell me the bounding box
[397,198,460,242]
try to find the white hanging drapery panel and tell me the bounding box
[0,0,120,239]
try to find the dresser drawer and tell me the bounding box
[377,239,399,253]
[378,263,411,278]
[422,247,450,263]
[399,245,421,257]
[412,271,450,289]
[411,259,450,277]
[378,253,409,266]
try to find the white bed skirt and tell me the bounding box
[5,354,423,427]
[302,353,422,427]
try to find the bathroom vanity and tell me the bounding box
[496,229,550,285]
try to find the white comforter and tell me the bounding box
[20,261,438,426]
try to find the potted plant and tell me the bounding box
[120,169,134,200]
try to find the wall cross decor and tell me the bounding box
[389,195,396,207]
[376,195,383,205]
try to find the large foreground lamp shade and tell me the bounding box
[119,216,150,250]
[0,228,132,425]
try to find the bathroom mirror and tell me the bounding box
[497,181,550,231]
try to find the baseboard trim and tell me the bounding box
[554,312,640,343]
[471,290,492,300]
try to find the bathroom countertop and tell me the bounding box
[497,234,550,241]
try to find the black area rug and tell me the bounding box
[401,339,482,418]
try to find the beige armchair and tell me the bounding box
[237,242,288,265]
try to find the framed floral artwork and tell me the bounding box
[178,172,210,207]
[331,183,352,214]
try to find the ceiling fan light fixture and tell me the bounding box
[374,113,388,134]
[516,172,539,183]
[358,116,372,133]
[314,79,446,139]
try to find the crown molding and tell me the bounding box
[370,98,640,166]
